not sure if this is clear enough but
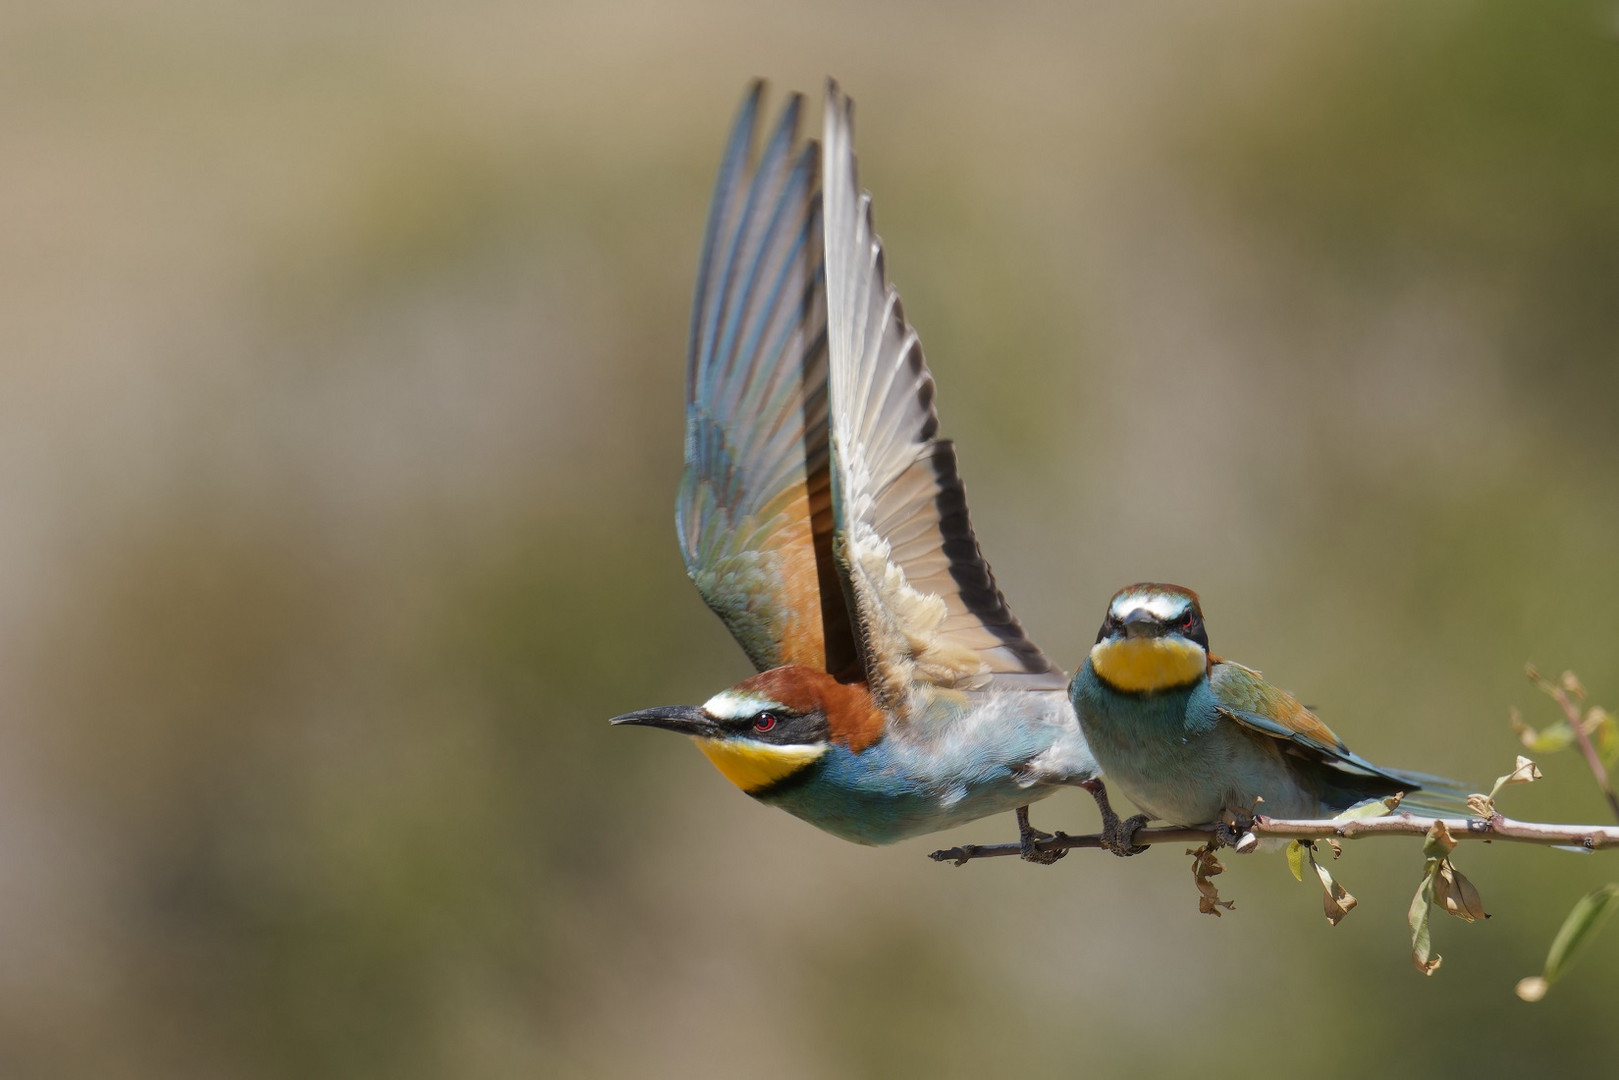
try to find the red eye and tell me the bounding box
[753,713,777,733]
[1182,613,1196,631]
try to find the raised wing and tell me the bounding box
[820,81,1064,718]
[678,84,860,678]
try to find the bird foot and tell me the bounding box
[1215,811,1259,853]
[1081,779,1150,857]
[1104,814,1151,857]
[1016,805,1067,865]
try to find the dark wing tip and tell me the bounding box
[926,443,1059,675]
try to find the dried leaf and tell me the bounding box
[1409,875,1442,976]
[1433,860,1489,923]
[1409,821,1489,972]
[1540,884,1619,987]
[1561,670,1587,703]
[1309,846,1357,926]
[1423,819,1458,860]
[1188,844,1234,917]
[1466,794,1494,817]
[1324,838,1343,860]
[1503,755,1542,786]
[1286,840,1306,883]
[1486,756,1542,804]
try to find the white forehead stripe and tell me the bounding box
[701,690,782,721]
[1109,591,1188,621]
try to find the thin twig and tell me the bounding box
[1545,679,1619,824]
[929,825,1212,864]
[929,812,1619,865]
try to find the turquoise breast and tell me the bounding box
[1069,660,1232,825]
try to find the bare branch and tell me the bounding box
[928,812,1619,865]
[929,824,1211,864]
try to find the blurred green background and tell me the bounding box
[5,1,1619,1076]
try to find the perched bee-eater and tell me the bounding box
[611,82,1099,858]
[1070,583,1466,853]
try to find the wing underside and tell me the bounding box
[820,82,1064,718]
[679,84,858,677]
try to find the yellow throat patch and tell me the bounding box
[694,737,827,793]
[1090,636,1206,693]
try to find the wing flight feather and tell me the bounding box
[679,84,858,677]
[820,82,1064,718]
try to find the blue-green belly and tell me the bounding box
[758,739,1058,845]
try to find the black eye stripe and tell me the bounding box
[1095,605,1208,647]
[727,707,831,746]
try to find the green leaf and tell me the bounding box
[1516,719,1574,755]
[1332,795,1400,822]
[1592,709,1619,769]
[1286,840,1306,883]
[1517,884,1619,1001]
[1542,884,1619,986]
[1409,873,1441,976]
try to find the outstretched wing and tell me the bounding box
[820,81,1064,719]
[678,83,860,678]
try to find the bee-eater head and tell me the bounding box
[610,666,883,795]
[1088,583,1210,694]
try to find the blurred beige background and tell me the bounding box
[5,1,1618,1076]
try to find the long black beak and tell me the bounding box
[1122,608,1161,639]
[608,705,719,737]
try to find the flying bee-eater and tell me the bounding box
[1070,583,1467,853]
[611,82,1099,858]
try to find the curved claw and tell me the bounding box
[1081,779,1151,857]
[1102,813,1151,858]
[1017,805,1067,865]
[928,844,981,867]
